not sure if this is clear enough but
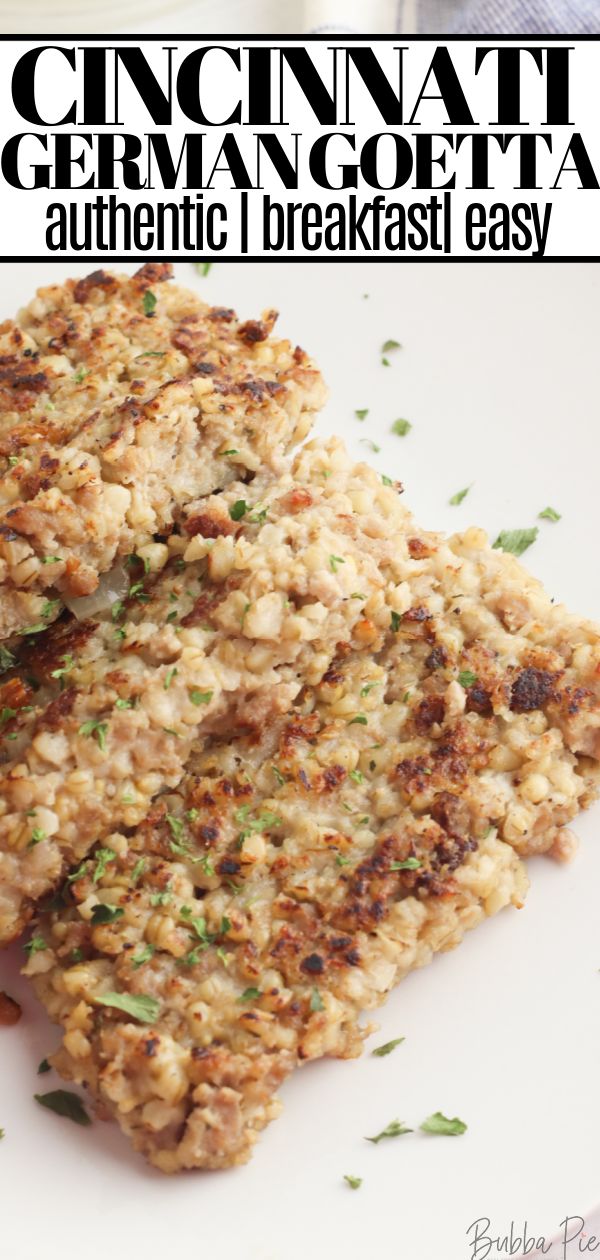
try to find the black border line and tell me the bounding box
[0,32,597,263]
[1,33,597,41]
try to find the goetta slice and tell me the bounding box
[24,513,600,1172]
[0,264,326,642]
[0,440,421,945]
[26,644,529,1172]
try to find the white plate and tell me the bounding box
[1,262,599,1260]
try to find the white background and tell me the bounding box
[0,39,599,257]
[0,259,599,1260]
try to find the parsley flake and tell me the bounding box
[90,904,124,925]
[34,1090,91,1127]
[229,500,247,521]
[238,987,261,1003]
[365,1119,412,1143]
[391,418,412,437]
[449,486,471,506]
[95,991,159,1024]
[372,1037,405,1057]
[78,719,108,752]
[344,1175,363,1190]
[420,1111,467,1136]
[131,943,155,969]
[143,290,157,316]
[492,528,538,557]
[539,506,561,522]
[93,848,116,883]
[458,670,477,688]
[354,409,369,421]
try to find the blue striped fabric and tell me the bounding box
[450,0,600,32]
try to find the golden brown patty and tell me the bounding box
[0,439,417,945]
[0,264,326,642]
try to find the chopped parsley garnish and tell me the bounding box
[348,714,367,726]
[131,943,155,969]
[90,904,124,925]
[150,888,172,906]
[492,528,538,557]
[166,610,178,624]
[73,367,87,384]
[381,338,402,354]
[335,854,351,867]
[70,948,84,964]
[143,290,157,316]
[40,555,63,564]
[238,987,261,1003]
[95,991,160,1024]
[195,262,212,276]
[131,858,146,885]
[449,486,471,506]
[37,1059,51,1074]
[34,1090,91,1127]
[310,987,325,1012]
[359,438,381,453]
[229,499,247,521]
[115,698,133,710]
[420,1111,467,1136]
[389,858,422,872]
[78,719,108,752]
[349,770,364,784]
[539,506,561,522]
[391,418,412,437]
[166,814,184,842]
[66,860,89,883]
[458,670,477,688]
[197,853,215,877]
[111,600,125,622]
[93,848,116,883]
[235,806,282,845]
[272,765,286,787]
[50,653,75,682]
[29,828,47,846]
[381,474,393,486]
[164,667,178,690]
[24,935,47,957]
[372,1037,405,1057]
[189,689,213,705]
[360,682,378,696]
[128,581,147,602]
[390,610,402,632]
[221,449,238,456]
[344,1175,363,1190]
[354,409,369,421]
[365,1119,412,1143]
[329,555,345,572]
